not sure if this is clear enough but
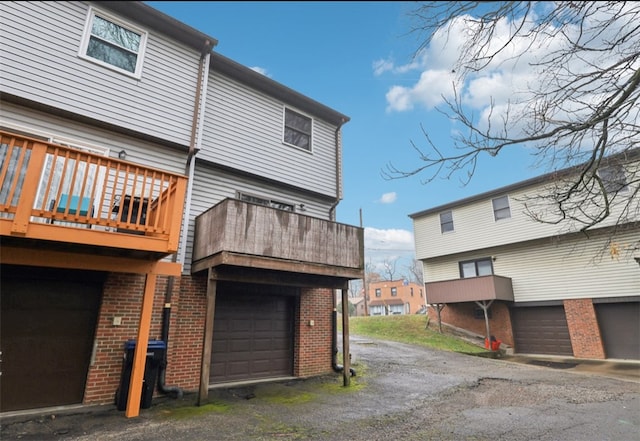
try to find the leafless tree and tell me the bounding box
[406,259,424,285]
[383,2,640,246]
[381,257,399,281]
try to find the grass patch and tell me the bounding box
[255,383,316,405]
[346,315,485,354]
[160,401,231,419]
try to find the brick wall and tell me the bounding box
[84,273,169,404]
[294,287,334,377]
[85,274,337,405]
[164,274,207,391]
[427,301,514,346]
[564,298,605,359]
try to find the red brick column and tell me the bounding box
[564,298,605,359]
[294,287,334,377]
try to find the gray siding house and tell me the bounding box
[0,1,363,417]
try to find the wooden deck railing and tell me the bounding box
[0,131,187,253]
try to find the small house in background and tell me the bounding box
[410,151,639,360]
[0,1,363,417]
[367,280,426,316]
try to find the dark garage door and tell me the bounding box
[1,267,103,412]
[596,302,640,360]
[210,283,295,383]
[511,306,573,356]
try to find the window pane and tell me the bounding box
[87,38,137,73]
[600,165,628,193]
[440,211,454,232]
[284,128,310,149]
[477,259,493,276]
[92,16,141,52]
[285,111,311,133]
[461,262,476,278]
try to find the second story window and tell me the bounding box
[460,258,493,278]
[391,287,397,297]
[375,288,381,297]
[492,196,511,221]
[283,108,312,151]
[440,210,454,233]
[599,164,628,194]
[80,8,147,78]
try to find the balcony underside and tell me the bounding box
[425,275,514,304]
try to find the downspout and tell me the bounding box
[328,118,348,221]
[159,39,214,398]
[329,118,355,376]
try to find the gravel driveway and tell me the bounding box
[3,335,639,440]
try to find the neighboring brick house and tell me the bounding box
[410,151,639,360]
[367,280,426,316]
[0,1,363,417]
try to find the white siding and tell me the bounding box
[0,1,201,146]
[423,229,640,303]
[182,161,335,274]
[414,177,639,260]
[199,71,338,197]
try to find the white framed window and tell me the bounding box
[283,108,312,151]
[492,195,511,221]
[375,288,382,297]
[79,7,148,78]
[389,304,404,315]
[370,305,385,316]
[440,210,454,233]
[391,287,397,297]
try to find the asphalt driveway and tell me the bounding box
[2,335,639,440]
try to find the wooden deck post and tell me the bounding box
[341,286,350,387]
[198,269,217,405]
[125,269,158,418]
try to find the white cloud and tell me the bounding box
[250,66,270,77]
[378,192,397,204]
[364,227,414,251]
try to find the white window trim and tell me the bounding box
[282,107,313,153]
[78,6,148,79]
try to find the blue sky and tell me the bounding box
[147,1,540,277]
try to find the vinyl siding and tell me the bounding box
[413,176,638,260]
[199,71,338,197]
[183,161,335,274]
[422,229,640,303]
[0,1,201,146]
[0,102,186,175]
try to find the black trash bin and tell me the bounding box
[116,339,166,411]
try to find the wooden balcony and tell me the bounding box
[192,198,364,286]
[0,131,187,260]
[425,275,514,304]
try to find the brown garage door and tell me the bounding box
[210,283,295,384]
[595,302,640,360]
[511,306,573,356]
[0,267,103,412]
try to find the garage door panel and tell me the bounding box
[596,302,640,360]
[512,306,573,356]
[210,284,295,384]
[1,272,102,412]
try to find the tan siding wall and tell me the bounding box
[199,71,338,197]
[413,177,638,260]
[423,229,639,303]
